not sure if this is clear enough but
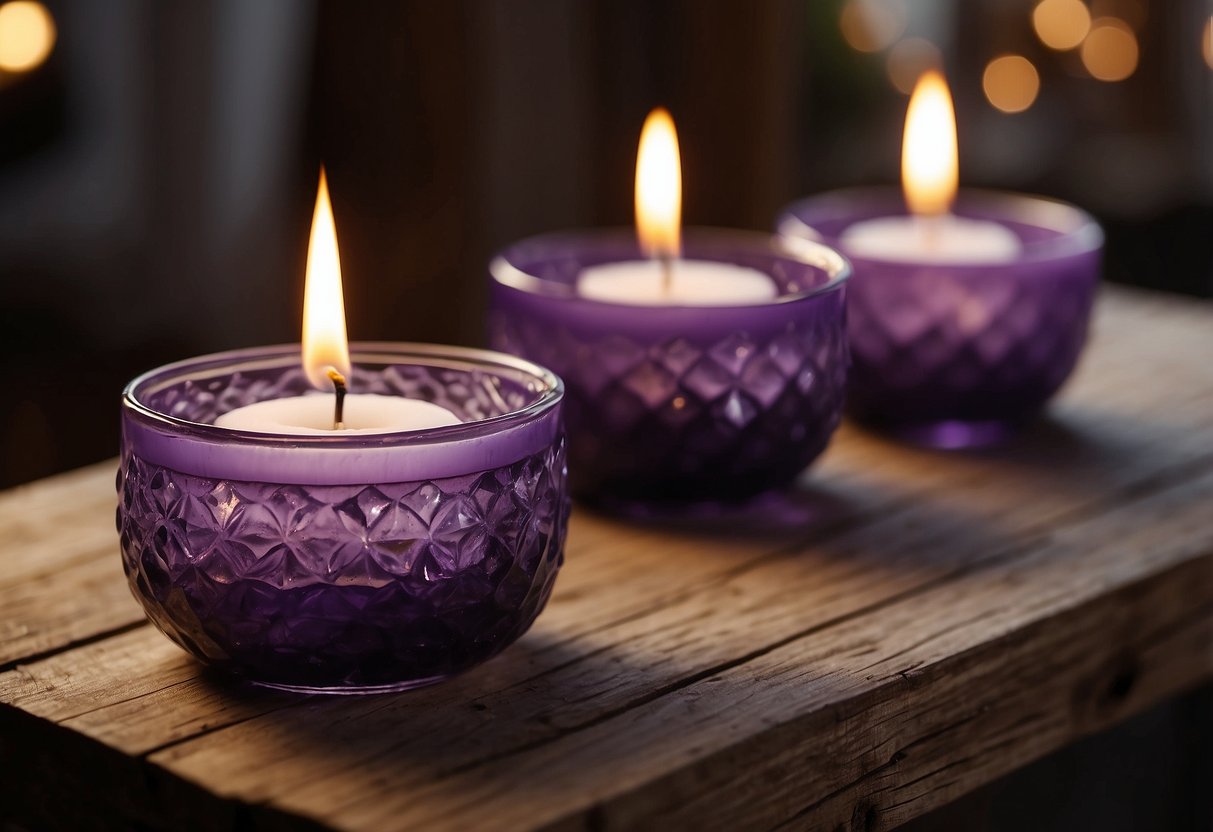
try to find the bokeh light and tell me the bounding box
[982,55,1041,113]
[0,0,55,73]
[886,37,942,95]
[839,0,907,54]
[1081,17,1139,81]
[1032,0,1091,51]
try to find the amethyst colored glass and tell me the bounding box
[119,344,568,694]
[778,189,1102,448]
[488,229,850,506]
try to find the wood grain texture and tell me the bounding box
[0,461,147,668]
[1,286,1211,831]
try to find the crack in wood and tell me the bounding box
[0,619,148,675]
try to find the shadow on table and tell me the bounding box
[572,479,862,540]
[571,399,1196,553]
[955,412,1150,468]
[857,403,1209,475]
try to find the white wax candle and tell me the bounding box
[578,259,777,306]
[215,393,461,435]
[840,215,1022,264]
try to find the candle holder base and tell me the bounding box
[249,675,456,696]
[863,416,1026,450]
[577,478,849,532]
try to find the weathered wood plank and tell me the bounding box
[1,626,292,743]
[0,555,145,669]
[0,460,120,584]
[0,286,1210,832]
[0,459,150,668]
[73,295,1212,809]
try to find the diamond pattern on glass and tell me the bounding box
[490,315,847,502]
[118,440,568,691]
[846,270,1096,424]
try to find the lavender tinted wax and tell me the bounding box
[488,229,850,506]
[778,188,1102,448]
[119,344,568,693]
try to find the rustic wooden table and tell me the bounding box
[2,285,1211,831]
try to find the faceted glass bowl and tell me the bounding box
[119,344,568,693]
[488,229,850,506]
[778,189,1103,447]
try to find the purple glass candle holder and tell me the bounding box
[487,229,850,507]
[778,188,1102,448]
[118,344,568,694]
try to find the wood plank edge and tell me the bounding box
[0,701,331,832]
[0,620,149,675]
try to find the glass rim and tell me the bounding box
[123,341,565,447]
[777,186,1104,263]
[489,226,851,307]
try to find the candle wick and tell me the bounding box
[327,368,347,430]
[658,253,673,298]
[918,213,944,252]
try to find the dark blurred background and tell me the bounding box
[0,3,1209,827]
[0,0,1209,487]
